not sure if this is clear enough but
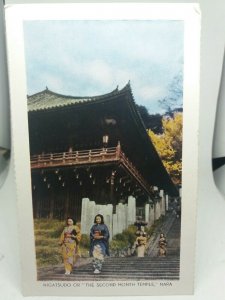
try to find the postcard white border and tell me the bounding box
[5,3,200,296]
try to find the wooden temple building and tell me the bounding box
[28,83,178,222]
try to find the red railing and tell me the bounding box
[31,146,120,169]
[119,151,150,195]
[30,145,151,194]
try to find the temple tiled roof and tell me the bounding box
[27,85,129,112]
[27,83,178,196]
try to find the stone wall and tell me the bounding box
[80,196,136,240]
[80,191,169,238]
[145,190,167,227]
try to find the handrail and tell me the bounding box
[30,145,152,195]
[31,147,117,160]
[119,151,150,195]
[31,147,118,165]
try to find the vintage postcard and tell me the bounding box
[5,3,200,296]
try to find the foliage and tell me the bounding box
[137,104,163,134]
[145,215,165,236]
[158,71,183,113]
[109,225,137,251]
[34,218,65,230]
[148,112,182,184]
[79,234,90,250]
[36,244,62,266]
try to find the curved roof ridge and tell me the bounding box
[119,80,131,93]
[28,86,121,101]
[27,88,48,99]
[27,82,149,115]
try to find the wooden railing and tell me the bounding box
[119,151,151,195]
[30,145,152,195]
[31,146,120,169]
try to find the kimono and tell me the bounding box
[158,236,167,256]
[135,235,147,257]
[59,224,81,274]
[90,223,110,271]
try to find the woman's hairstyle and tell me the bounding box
[94,214,104,224]
[66,217,76,225]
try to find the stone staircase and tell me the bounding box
[166,217,181,256]
[38,214,181,281]
[147,213,181,257]
[38,256,180,281]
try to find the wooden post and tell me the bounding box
[116,141,121,159]
[64,181,69,219]
[49,187,54,219]
[110,173,117,214]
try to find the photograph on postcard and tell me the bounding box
[5,3,200,295]
[25,19,183,282]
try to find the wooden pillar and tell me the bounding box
[116,141,121,158]
[64,185,69,219]
[32,186,36,218]
[166,194,169,211]
[49,188,54,219]
[110,172,116,214]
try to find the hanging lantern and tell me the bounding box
[93,179,95,185]
[79,181,82,186]
[47,184,51,189]
[89,173,92,178]
[102,134,109,148]
[58,175,62,181]
[55,169,59,174]
[119,178,122,183]
[62,182,65,187]
[76,173,79,179]
[43,177,47,182]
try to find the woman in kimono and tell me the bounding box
[158,233,167,257]
[135,230,147,257]
[59,217,81,275]
[90,214,110,274]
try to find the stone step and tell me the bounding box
[103,262,180,266]
[105,258,180,262]
[38,259,180,281]
[81,265,180,269]
[91,265,180,269]
[78,265,180,269]
[73,271,180,276]
[41,269,180,276]
[104,259,180,262]
[56,268,180,274]
[39,274,180,281]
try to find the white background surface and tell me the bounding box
[0,0,225,299]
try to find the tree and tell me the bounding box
[148,112,182,184]
[136,104,163,134]
[158,71,183,114]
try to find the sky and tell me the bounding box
[23,20,183,114]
